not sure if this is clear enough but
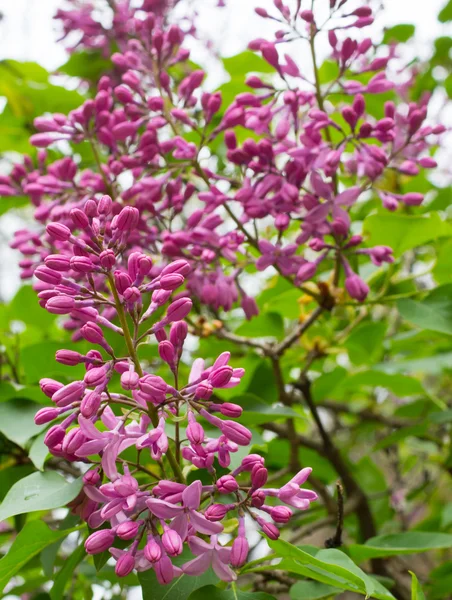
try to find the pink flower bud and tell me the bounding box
[204,504,230,521]
[195,381,213,399]
[251,464,268,489]
[186,420,205,445]
[230,536,249,567]
[401,192,424,206]
[45,254,70,272]
[345,274,369,302]
[70,256,95,273]
[166,298,192,322]
[160,273,185,291]
[241,454,265,471]
[116,520,140,540]
[56,349,84,366]
[169,321,188,349]
[70,208,89,229]
[52,381,86,407]
[271,506,292,523]
[159,340,176,365]
[116,206,140,231]
[84,366,108,387]
[81,322,105,345]
[46,296,75,314]
[162,529,182,556]
[144,538,162,563]
[62,427,86,454]
[161,260,191,277]
[35,266,62,285]
[220,420,252,446]
[297,261,317,283]
[251,489,265,508]
[83,468,100,485]
[46,222,71,242]
[219,403,243,418]
[121,371,139,390]
[209,365,233,388]
[80,391,102,418]
[257,517,280,540]
[99,249,116,269]
[35,407,59,425]
[216,475,239,494]
[40,378,63,398]
[85,529,116,554]
[44,425,66,448]
[115,552,135,577]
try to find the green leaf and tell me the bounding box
[397,285,452,335]
[58,51,112,82]
[349,531,452,561]
[228,393,301,425]
[189,585,275,600]
[235,312,284,339]
[50,539,86,600]
[269,539,395,600]
[344,322,387,366]
[334,371,423,398]
[29,431,50,470]
[289,581,341,600]
[8,285,56,329]
[0,521,77,591]
[383,24,415,43]
[409,572,426,600]
[439,0,452,22]
[363,213,451,258]
[222,51,274,77]
[0,399,45,448]
[0,471,83,521]
[0,195,28,216]
[433,238,452,284]
[318,60,340,84]
[139,566,219,600]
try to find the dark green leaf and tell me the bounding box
[349,531,452,561]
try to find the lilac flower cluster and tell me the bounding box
[5,0,444,584]
[30,203,316,580]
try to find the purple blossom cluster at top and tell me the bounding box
[3,0,444,584]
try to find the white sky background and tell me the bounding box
[0,0,450,304]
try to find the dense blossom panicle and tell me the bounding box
[7,0,444,584]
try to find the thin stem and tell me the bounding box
[107,273,185,483]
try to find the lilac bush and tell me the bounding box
[1,0,451,598]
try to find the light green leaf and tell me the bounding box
[0,471,83,521]
[269,539,395,600]
[383,24,415,43]
[397,285,452,335]
[349,531,452,562]
[439,0,452,22]
[410,572,426,600]
[0,521,77,591]
[363,213,451,257]
[223,51,275,77]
